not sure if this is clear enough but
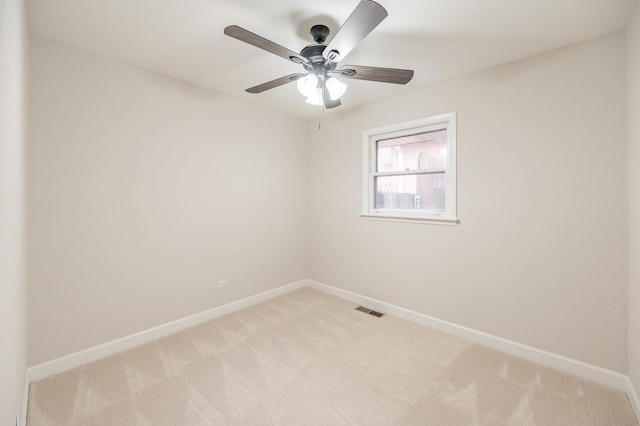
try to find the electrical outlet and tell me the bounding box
[217,280,229,289]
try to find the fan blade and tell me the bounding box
[323,85,342,109]
[323,0,388,63]
[246,73,306,94]
[224,25,308,65]
[337,65,414,84]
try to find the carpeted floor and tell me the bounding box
[27,287,638,425]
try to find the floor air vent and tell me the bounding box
[355,306,385,317]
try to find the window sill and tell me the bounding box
[360,214,459,226]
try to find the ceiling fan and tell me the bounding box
[224,0,414,109]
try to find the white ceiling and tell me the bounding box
[26,0,638,119]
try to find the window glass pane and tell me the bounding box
[375,173,446,212]
[376,129,447,172]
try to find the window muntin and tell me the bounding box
[362,113,457,224]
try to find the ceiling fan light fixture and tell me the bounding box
[305,91,324,106]
[326,77,347,100]
[297,74,318,98]
[297,75,347,105]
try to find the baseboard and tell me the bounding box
[28,279,308,382]
[21,369,29,426]
[307,280,630,391]
[627,377,640,423]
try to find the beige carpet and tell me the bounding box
[27,287,637,425]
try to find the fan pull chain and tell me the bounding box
[318,104,325,130]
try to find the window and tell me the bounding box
[361,113,457,225]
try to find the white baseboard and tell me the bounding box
[307,280,630,392]
[627,377,640,423]
[21,369,29,426]
[28,279,308,382]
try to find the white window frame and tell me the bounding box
[361,112,458,225]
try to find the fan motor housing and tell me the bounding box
[300,44,327,64]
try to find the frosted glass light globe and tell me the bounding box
[325,77,347,100]
[297,74,318,98]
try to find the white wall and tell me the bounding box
[628,2,640,396]
[28,36,308,365]
[0,0,28,422]
[308,34,628,372]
